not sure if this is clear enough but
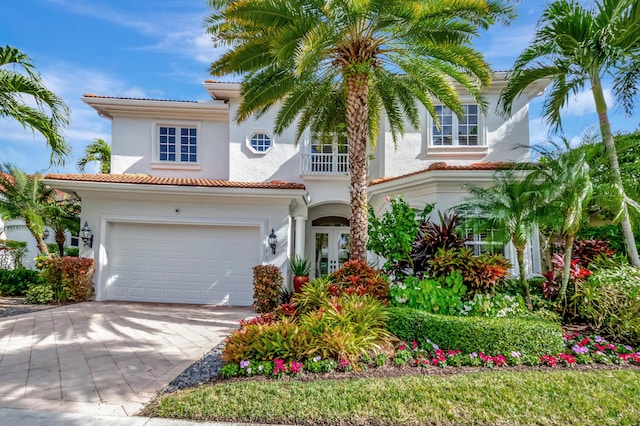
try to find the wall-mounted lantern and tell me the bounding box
[268,228,277,255]
[80,221,93,248]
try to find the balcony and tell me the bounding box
[301,152,349,175]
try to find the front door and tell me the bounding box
[312,227,350,277]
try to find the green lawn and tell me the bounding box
[153,368,640,425]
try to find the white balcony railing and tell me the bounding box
[301,152,349,175]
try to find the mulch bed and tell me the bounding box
[0,297,55,318]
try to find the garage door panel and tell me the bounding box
[105,223,260,305]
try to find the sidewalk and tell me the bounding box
[0,407,287,426]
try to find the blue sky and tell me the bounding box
[1,0,638,174]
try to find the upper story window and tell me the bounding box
[247,131,273,154]
[158,125,197,163]
[431,104,482,146]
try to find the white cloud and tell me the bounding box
[528,116,550,145]
[562,88,615,117]
[0,63,149,173]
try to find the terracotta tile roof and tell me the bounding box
[83,94,199,103]
[369,162,514,186]
[203,80,239,84]
[44,173,306,190]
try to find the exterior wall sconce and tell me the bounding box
[43,229,50,240]
[81,221,93,248]
[268,228,277,254]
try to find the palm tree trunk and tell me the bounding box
[55,231,65,256]
[346,72,370,262]
[592,77,640,267]
[558,234,574,302]
[25,218,49,255]
[515,244,531,308]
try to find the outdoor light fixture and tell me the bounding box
[43,229,50,240]
[268,228,277,255]
[80,221,93,248]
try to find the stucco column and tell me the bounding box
[294,215,306,258]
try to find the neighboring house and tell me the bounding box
[0,219,78,269]
[43,74,548,306]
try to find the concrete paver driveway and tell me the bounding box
[0,302,252,416]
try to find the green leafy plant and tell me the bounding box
[252,264,283,313]
[24,283,53,304]
[289,255,311,276]
[367,196,432,273]
[292,277,333,314]
[0,268,44,296]
[575,265,640,344]
[390,271,466,315]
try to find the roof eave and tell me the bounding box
[42,178,308,201]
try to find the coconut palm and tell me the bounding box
[499,0,640,266]
[458,169,541,306]
[206,0,515,261]
[0,164,52,254]
[77,138,111,173]
[0,45,70,165]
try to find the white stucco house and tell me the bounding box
[43,74,547,306]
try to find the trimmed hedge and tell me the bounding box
[387,307,565,357]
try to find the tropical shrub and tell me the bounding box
[41,256,94,302]
[389,271,466,315]
[223,293,390,363]
[575,265,640,344]
[327,260,389,304]
[429,247,511,293]
[298,294,390,362]
[387,307,565,357]
[541,254,591,302]
[24,283,53,304]
[367,196,432,272]
[291,277,333,314]
[0,268,44,296]
[252,264,283,313]
[411,211,468,275]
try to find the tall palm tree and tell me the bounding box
[0,45,70,166]
[458,169,541,306]
[0,164,52,254]
[206,0,515,261]
[77,138,111,173]
[499,0,640,266]
[532,139,593,302]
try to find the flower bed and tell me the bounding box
[218,332,640,379]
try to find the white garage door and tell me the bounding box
[105,223,261,305]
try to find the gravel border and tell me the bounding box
[165,342,227,393]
